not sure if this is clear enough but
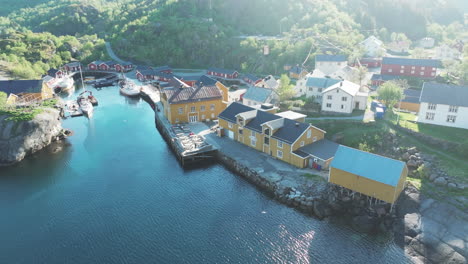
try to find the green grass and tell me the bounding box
[302,173,325,181]
[387,110,468,144]
[0,99,57,122]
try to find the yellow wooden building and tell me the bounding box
[218,102,340,168]
[0,80,54,105]
[329,145,408,204]
[160,76,224,124]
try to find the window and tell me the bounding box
[428,103,437,110]
[401,65,405,69]
[341,105,344,109]
[251,130,256,137]
[327,95,332,100]
[264,128,270,135]
[178,107,183,114]
[277,141,283,148]
[308,87,313,92]
[326,103,332,108]
[336,90,339,93]
[425,112,435,120]
[201,115,205,120]
[317,95,322,100]
[300,141,305,147]
[400,70,404,73]
[248,101,251,106]
[228,123,233,129]
[200,105,206,112]
[211,113,215,118]
[447,115,456,123]
[342,97,347,101]
[313,136,317,142]
[190,106,196,112]
[420,72,424,75]
[449,106,458,113]
[421,67,425,70]
[210,104,215,110]
[307,130,311,138]
[412,66,415,69]
[251,137,257,146]
[318,88,322,92]
[411,70,415,74]
[277,150,283,158]
[238,128,243,134]
[431,72,435,76]
[388,69,393,73]
[175,118,179,123]
[264,137,270,145]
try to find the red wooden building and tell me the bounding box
[242,74,261,85]
[115,62,133,72]
[371,74,401,86]
[88,61,103,71]
[64,62,82,72]
[207,67,239,79]
[381,57,441,78]
[153,65,172,74]
[352,58,382,68]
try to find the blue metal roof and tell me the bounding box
[315,54,347,62]
[382,57,441,67]
[305,77,341,88]
[331,146,406,187]
[243,86,273,103]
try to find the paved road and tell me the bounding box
[105,42,126,64]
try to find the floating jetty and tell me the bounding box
[141,85,217,167]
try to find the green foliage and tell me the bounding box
[277,74,295,101]
[0,91,7,108]
[0,107,44,122]
[41,99,58,108]
[377,81,404,108]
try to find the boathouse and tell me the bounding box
[64,62,81,72]
[46,68,63,79]
[207,68,239,79]
[154,65,172,74]
[88,61,103,71]
[115,62,133,72]
[328,146,408,204]
[160,77,224,124]
[136,66,156,81]
[0,80,54,105]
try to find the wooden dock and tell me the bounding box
[140,85,217,167]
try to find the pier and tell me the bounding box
[140,85,218,167]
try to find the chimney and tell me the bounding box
[340,82,343,87]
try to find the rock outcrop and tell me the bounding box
[0,108,67,166]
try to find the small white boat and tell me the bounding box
[56,77,75,93]
[77,96,94,118]
[119,78,141,97]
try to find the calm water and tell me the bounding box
[0,86,409,263]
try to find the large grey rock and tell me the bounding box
[447,182,457,189]
[434,177,448,186]
[402,152,410,161]
[352,215,377,233]
[429,173,439,181]
[405,213,421,237]
[407,159,418,168]
[408,147,418,154]
[0,109,63,166]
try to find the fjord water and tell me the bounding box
[0,86,408,263]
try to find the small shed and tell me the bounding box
[329,146,408,204]
[375,107,385,119]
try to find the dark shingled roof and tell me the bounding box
[242,74,260,82]
[218,102,253,123]
[295,139,340,160]
[207,67,238,75]
[47,68,60,77]
[196,75,218,87]
[382,57,441,67]
[402,89,421,104]
[315,54,347,62]
[420,82,468,107]
[162,84,222,104]
[153,65,171,72]
[289,65,306,74]
[219,102,312,144]
[0,80,43,96]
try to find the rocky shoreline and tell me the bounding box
[215,142,467,263]
[0,108,70,166]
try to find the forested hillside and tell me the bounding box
[1,0,467,76]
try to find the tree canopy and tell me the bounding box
[377,81,404,108]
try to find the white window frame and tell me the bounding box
[251,137,257,146]
[200,105,206,112]
[425,112,435,120]
[428,103,437,110]
[327,95,332,100]
[449,105,458,113]
[190,106,196,112]
[300,141,305,147]
[178,107,183,114]
[251,130,256,137]
[277,141,283,149]
[313,136,317,142]
[447,115,456,123]
[210,104,215,110]
[342,97,347,102]
[307,130,311,138]
[326,103,332,108]
[228,122,233,129]
[388,69,393,73]
[277,150,283,158]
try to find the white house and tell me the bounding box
[315,54,348,75]
[418,37,435,49]
[294,75,341,101]
[242,86,278,107]
[360,36,386,57]
[321,80,368,114]
[434,44,462,61]
[255,75,279,90]
[418,82,468,129]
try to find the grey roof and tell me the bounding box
[219,103,311,144]
[305,77,340,88]
[295,139,340,161]
[402,89,421,104]
[218,102,253,123]
[382,57,441,67]
[315,54,347,62]
[65,62,81,67]
[196,75,217,87]
[420,82,468,107]
[162,83,222,104]
[207,67,238,75]
[154,65,171,72]
[243,86,273,103]
[0,80,42,96]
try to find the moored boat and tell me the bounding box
[119,78,141,97]
[56,77,75,93]
[77,95,94,118]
